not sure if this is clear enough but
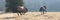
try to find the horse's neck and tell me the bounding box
[42,7,46,9]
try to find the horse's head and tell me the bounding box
[43,6,47,9]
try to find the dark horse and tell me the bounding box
[17,5,28,16]
[39,6,47,15]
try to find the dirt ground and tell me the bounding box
[0,12,60,20]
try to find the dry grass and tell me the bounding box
[0,12,60,20]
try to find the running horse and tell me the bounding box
[17,5,28,16]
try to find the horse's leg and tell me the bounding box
[23,12,25,15]
[19,12,21,16]
[20,12,23,15]
[41,11,44,15]
[41,11,42,15]
[22,12,24,15]
[44,11,46,14]
[41,11,43,15]
[43,11,44,15]
[17,12,19,16]
[45,10,47,14]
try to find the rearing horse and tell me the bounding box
[17,5,28,16]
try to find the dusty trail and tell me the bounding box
[0,12,60,20]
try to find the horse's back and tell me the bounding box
[39,7,46,11]
[17,6,28,13]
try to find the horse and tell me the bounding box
[17,6,28,16]
[39,6,47,15]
